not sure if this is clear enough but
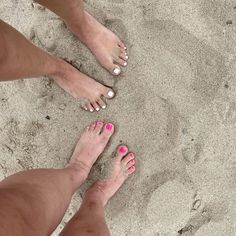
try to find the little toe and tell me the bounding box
[103,88,115,99]
[92,102,100,112]
[118,41,126,50]
[94,121,103,134]
[128,166,136,175]
[116,145,129,161]
[96,98,106,110]
[127,159,135,168]
[122,153,135,165]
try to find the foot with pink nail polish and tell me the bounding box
[85,145,136,206]
[67,121,114,181]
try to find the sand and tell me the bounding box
[1,0,236,235]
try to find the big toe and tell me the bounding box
[102,87,115,99]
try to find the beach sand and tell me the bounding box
[1,0,236,235]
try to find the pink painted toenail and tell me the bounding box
[97,121,103,125]
[119,146,127,153]
[105,123,113,131]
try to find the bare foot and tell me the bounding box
[67,11,128,76]
[85,145,136,206]
[66,121,114,180]
[52,62,115,112]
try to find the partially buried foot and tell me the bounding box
[67,11,128,76]
[52,62,115,112]
[67,121,114,180]
[85,145,136,206]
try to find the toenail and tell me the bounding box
[113,67,121,75]
[108,90,115,98]
[124,61,127,66]
[90,109,94,112]
[125,55,128,60]
[84,107,88,111]
[95,107,100,111]
[102,105,106,109]
[97,121,103,125]
[124,46,127,50]
[105,123,113,131]
[119,146,127,154]
[125,52,127,55]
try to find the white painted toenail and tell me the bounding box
[125,52,127,55]
[124,46,127,50]
[90,109,94,112]
[125,55,128,60]
[96,107,100,111]
[84,107,88,110]
[113,67,121,75]
[102,105,106,109]
[108,90,115,98]
[124,61,127,66]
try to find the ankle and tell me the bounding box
[85,182,109,207]
[65,162,90,186]
[47,57,69,78]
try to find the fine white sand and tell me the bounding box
[1,0,236,235]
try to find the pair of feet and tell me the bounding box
[67,121,136,206]
[52,11,128,112]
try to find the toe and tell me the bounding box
[89,122,96,131]
[118,41,126,50]
[115,58,127,67]
[128,166,136,175]
[96,98,106,109]
[127,159,135,168]
[81,104,88,111]
[92,102,100,112]
[122,153,135,165]
[100,122,115,142]
[120,52,128,61]
[116,145,129,161]
[94,121,103,134]
[86,103,94,113]
[112,65,121,76]
[102,88,115,99]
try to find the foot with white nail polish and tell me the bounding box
[67,11,128,75]
[85,145,136,206]
[67,121,115,181]
[52,63,115,112]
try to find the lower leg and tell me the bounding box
[61,145,136,236]
[35,0,128,75]
[0,121,114,236]
[0,19,114,111]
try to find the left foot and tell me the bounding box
[67,11,128,76]
[85,145,136,206]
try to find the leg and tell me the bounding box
[60,145,136,236]
[0,121,114,236]
[0,20,115,112]
[35,0,129,75]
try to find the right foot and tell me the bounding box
[86,145,136,206]
[51,61,115,112]
[67,121,114,180]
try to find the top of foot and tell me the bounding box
[52,62,115,112]
[86,145,136,206]
[67,121,115,180]
[67,11,129,75]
